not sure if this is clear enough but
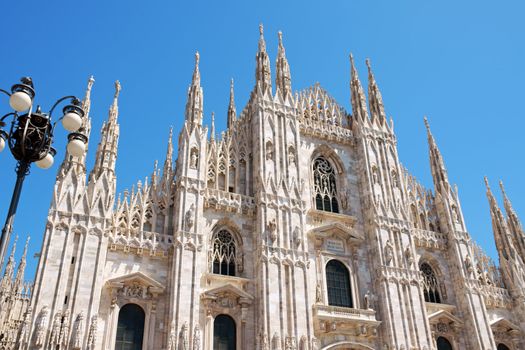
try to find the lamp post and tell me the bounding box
[0,77,87,268]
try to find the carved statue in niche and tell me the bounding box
[60,310,70,345]
[391,170,399,188]
[87,315,98,349]
[315,283,322,303]
[340,188,351,211]
[167,321,176,350]
[364,290,371,310]
[272,333,281,350]
[311,337,320,350]
[190,148,199,169]
[452,205,460,224]
[35,305,49,346]
[293,226,301,247]
[285,336,297,350]
[185,203,195,231]
[268,218,277,243]
[288,146,295,165]
[299,336,308,350]
[193,324,201,350]
[261,333,269,350]
[266,140,274,160]
[384,240,394,265]
[50,311,62,345]
[404,246,414,267]
[18,306,32,347]
[72,311,84,349]
[464,255,473,274]
[179,322,189,350]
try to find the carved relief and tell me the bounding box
[72,311,84,350]
[118,282,153,299]
[266,140,274,160]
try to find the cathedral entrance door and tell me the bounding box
[115,304,145,350]
[213,314,236,350]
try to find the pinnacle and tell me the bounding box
[259,23,264,35]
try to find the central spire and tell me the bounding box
[185,52,204,126]
[255,24,272,94]
[275,31,292,98]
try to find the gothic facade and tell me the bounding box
[1,26,524,350]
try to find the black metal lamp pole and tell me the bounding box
[0,77,87,268]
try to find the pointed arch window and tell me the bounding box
[421,263,441,303]
[497,344,510,350]
[313,157,339,213]
[212,230,237,276]
[326,260,352,308]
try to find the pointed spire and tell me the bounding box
[499,180,525,261]
[425,117,450,194]
[366,59,386,125]
[227,79,236,129]
[210,112,216,141]
[485,177,516,262]
[90,81,121,180]
[13,236,29,292]
[185,52,204,126]
[349,54,369,123]
[255,24,272,93]
[163,127,173,175]
[275,31,292,98]
[159,127,173,195]
[82,75,95,118]
[2,235,17,281]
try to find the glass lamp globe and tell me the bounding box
[35,152,54,169]
[9,91,32,112]
[67,138,86,157]
[62,111,82,132]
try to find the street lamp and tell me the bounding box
[0,77,87,268]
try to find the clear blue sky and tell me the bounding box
[0,0,524,280]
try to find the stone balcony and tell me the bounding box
[312,304,381,337]
[203,188,255,216]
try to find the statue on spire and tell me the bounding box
[275,30,292,98]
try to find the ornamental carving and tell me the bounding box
[118,282,153,299]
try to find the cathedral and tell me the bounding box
[1,25,525,350]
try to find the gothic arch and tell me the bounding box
[311,144,345,175]
[210,219,243,247]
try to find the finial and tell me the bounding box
[195,51,200,66]
[349,53,355,66]
[114,80,121,100]
[259,23,264,35]
[230,78,234,90]
[87,76,95,91]
[278,31,283,45]
[499,180,506,196]
[424,116,430,131]
[484,176,490,189]
[365,58,371,70]
[169,125,173,140]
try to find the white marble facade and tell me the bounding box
[1,26,525,350]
